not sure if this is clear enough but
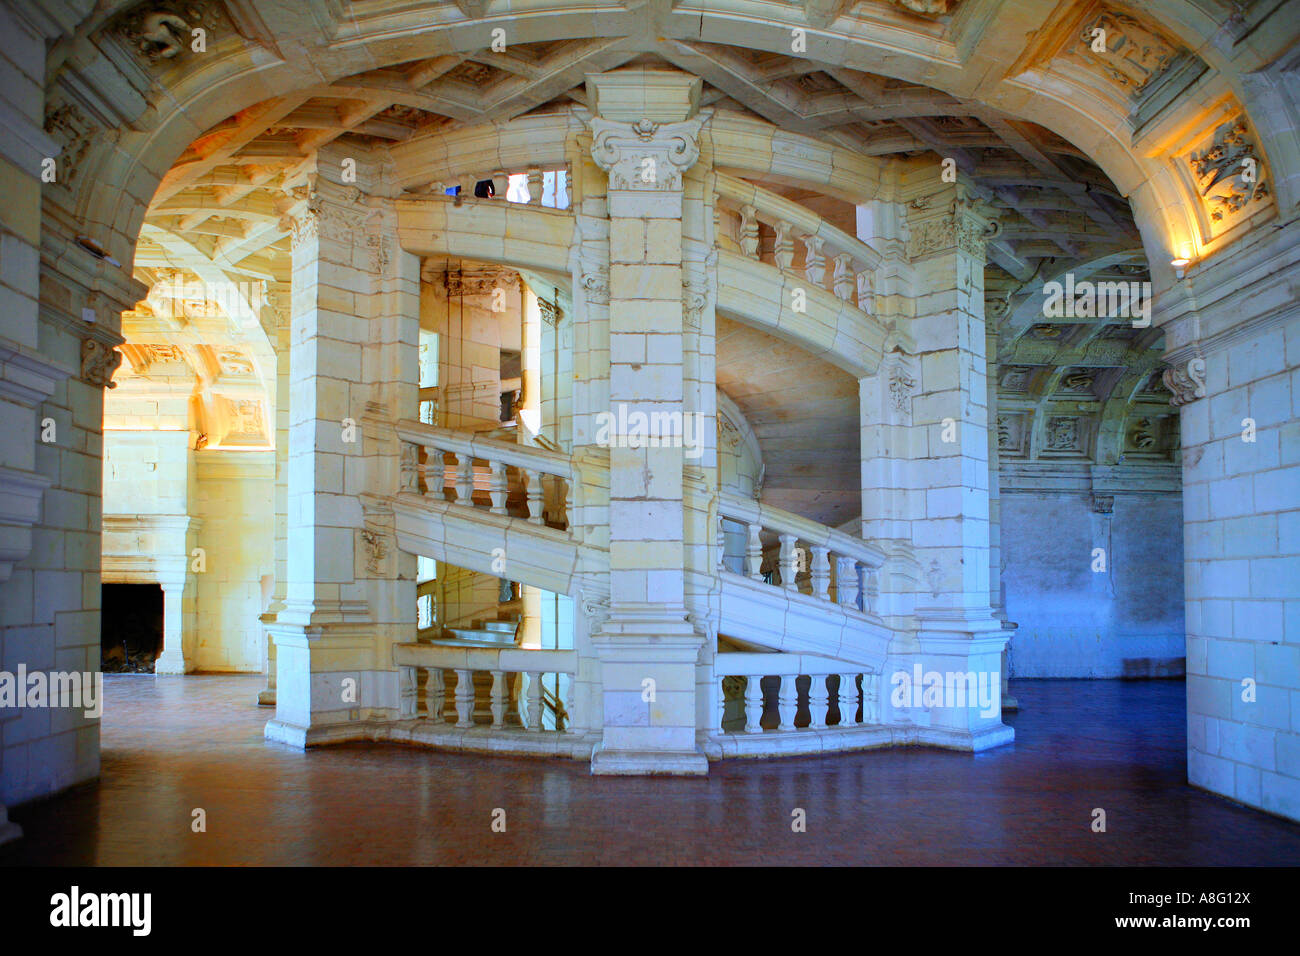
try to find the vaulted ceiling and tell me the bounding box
[110,0,1188,511]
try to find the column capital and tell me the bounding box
[904,182,1001,261]
[589,116,705,194]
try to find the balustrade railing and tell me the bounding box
[716,491,884,613]
[715,172,881,314]
[432,166,571,209]
[397,420,574,530]
[716,653,881,734]
[395,642,578,733]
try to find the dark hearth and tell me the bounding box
[101,583,164,673]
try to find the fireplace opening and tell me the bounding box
[101,583,164,673]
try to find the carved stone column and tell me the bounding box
[264,161,418,748]
[584,70,709,775]
[872,172,1011,751]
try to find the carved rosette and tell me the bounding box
[589,117,704,193]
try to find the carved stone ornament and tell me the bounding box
[446,268,518,298]
[1060,370,1096,393]
[1045,416,1081,451]
[539,298,564,326]
[579,587,611,630]
[888,367,916,414]
[1076,9,1178,96]
[43,101,97,191]
[926,559,943,598]
[1162,357,1207,407]
[361,527,389,576]
[1187,117,1270,227]
[589,116,703,192]
[906,191,999,260]
[579,264,610,305]
[1092,494,1115,515]
[82,339,122,389]
[893,0,960,14]
[114,3,224,64]
[1129,418,1156,449]
[996,415,1013,450]
[999,366,1034,392]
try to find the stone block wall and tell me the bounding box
[1001,488,1184,677]
[1182,314,1300,820]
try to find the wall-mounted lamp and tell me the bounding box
[1170,258,1190,279]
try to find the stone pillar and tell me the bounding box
[986,325,1018,710]
[871,171,1011,751]
[259,282,291,705]
[263,162,418,748]
[585,70,709,775]
[154,580,188,674]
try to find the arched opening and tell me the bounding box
[4,2,1298,857]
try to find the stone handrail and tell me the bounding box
[395,642,577,732]
[717,491,885,609]
[397,419,574,528]
[715,172,881,312]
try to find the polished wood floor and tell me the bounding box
[4,674,1299,865]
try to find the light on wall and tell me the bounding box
[1170,258,1191,279]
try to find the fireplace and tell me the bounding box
[101,583,164,673]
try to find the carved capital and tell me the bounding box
[589,117,703,192]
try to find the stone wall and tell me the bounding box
[1180,311,1300,821]
[1001,488,1184,677]
[192,452,275,671]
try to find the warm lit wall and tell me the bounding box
[191,451,275,671]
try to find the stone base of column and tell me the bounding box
[154,651,190,675]
[590,747,709,775]
[263,614,399,749]
[883,608,1014,750]
[257,609,281,706]
[589,614,708,776]
[1000,621,1020,712]
[908,722,1016,752]
[0,805,21,846]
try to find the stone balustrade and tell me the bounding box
[431,165,571,209]
[710,652,887,757]
[715,172,881,314]
[717,491,884,614]
[396,420,574,530]
[395,642,578,734]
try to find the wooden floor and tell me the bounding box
[4,674,1300,866]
